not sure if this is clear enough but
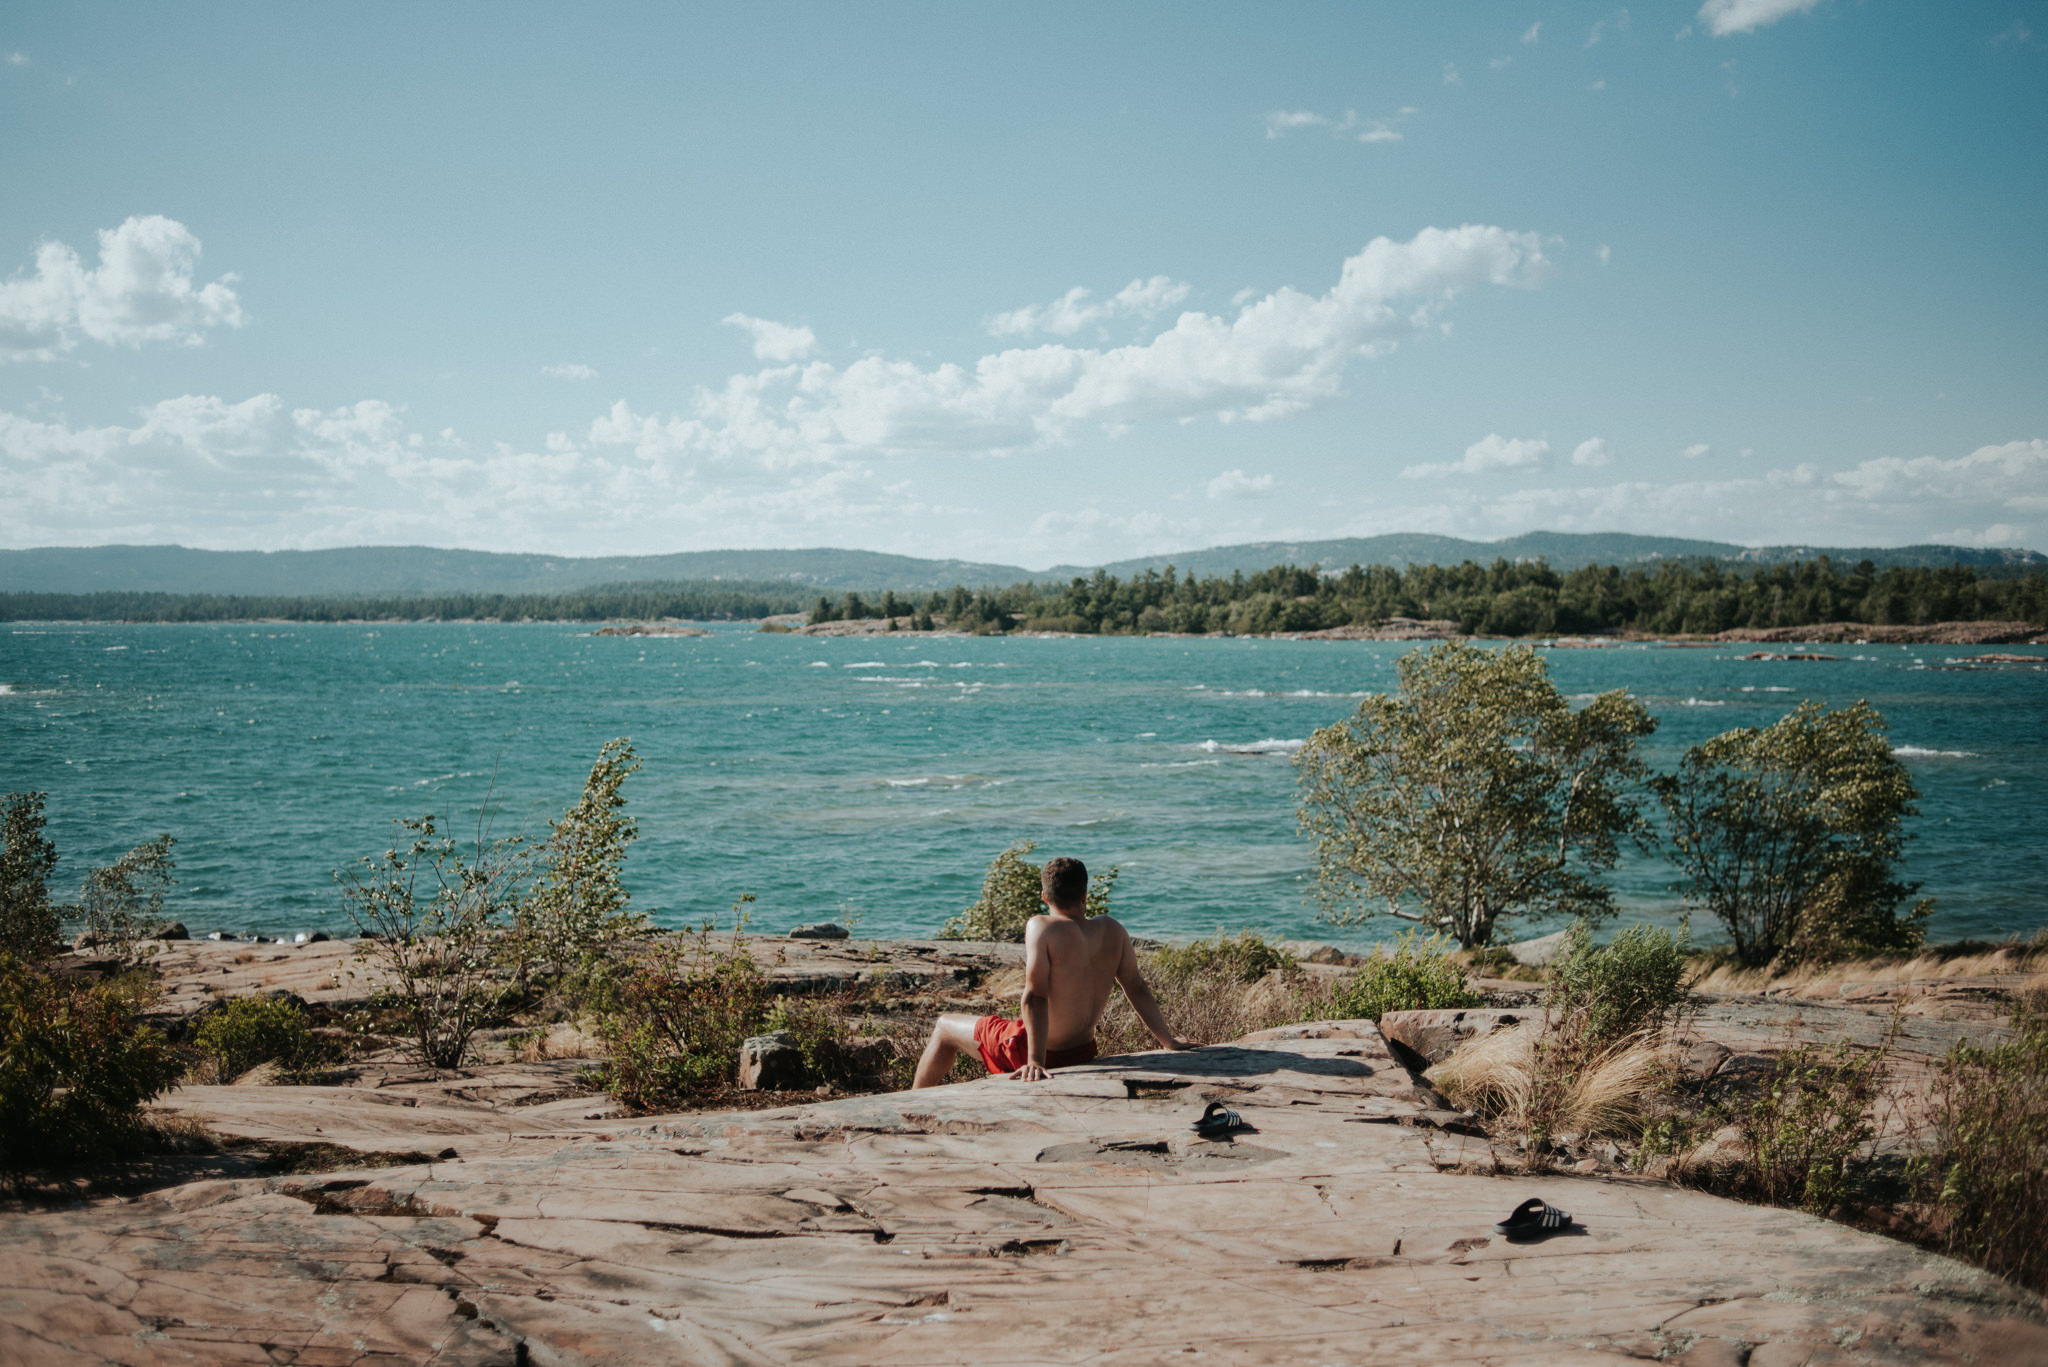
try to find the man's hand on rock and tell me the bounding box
[1009,1062,1050,1082]
[1167,1038,1200,1051]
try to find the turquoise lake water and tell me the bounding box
[1,623,2043,948]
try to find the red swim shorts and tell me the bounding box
[972,1016,1099,1074]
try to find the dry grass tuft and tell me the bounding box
[1432,1021,1672,1141]
[1097,966,1338,1058]
[1688,941,2045,996]
[517,1021,604,1062]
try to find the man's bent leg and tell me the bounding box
[912,1013,983,1089]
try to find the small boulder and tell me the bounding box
[1502,929,1569,968]
[1680,1040,1733,1085]
[1278,940,1353,966]
[71,930,106,951]
[231,1060,287,1087]
[738,1031,812,1090]
[153,921,190,941]
[788,922,850,940]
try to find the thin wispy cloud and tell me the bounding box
[1572,438,1614,468]
[988,275,1191,338]
[1698,0,1822,38]
[1262,106,1417,144]
[1403,433,1552,479]
[543,363,598,381]
[1442,63,1462,84]
[1522,22,1543,44]
[1207,469,1276,499]
[722,313,816,362]
[1683,443,1712,459]
[0,216,244,362]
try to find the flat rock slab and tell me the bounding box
[129,936,1022,1020]
[4,1020,2041,1365]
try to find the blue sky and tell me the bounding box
[2,1,2044,566]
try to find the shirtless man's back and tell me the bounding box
[913,856,1192,1087]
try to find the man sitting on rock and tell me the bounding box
[913,855,1194,1087]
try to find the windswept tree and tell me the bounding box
[515,738,647,977]
[1294,642,1657,948]
[0,793,63,958]
[1658,700,1929,967]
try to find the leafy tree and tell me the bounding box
[1657,700,1930,967]
[340,814,521,1069]
[515,739,646,981]
[79,834,176,963]
[936,839,1119,941]
[1294,642,1657,947]
[0,792,63,958]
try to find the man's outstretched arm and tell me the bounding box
[1013,919,1053,1081]
[1116,936,1197,1051]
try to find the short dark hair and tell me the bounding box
[1040,856,1088,911]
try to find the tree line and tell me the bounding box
[4,557,2043,632]
[814,557,2048,635]
[0,581,813,623]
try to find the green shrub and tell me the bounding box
[79,833,177,964]
[0,953,183,1177]
[1726,1035,1890,1214]
[594,924,770,1110]
[0,792,64,959]
[194,995,330,1082]
[1150,929,1296,984]
[1327,932,1480,1022]
[936,840,1119,941]
[1548,921,1691,1045]
[514,738,647,989]
[1913,990,2048,1293]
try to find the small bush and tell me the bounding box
[1326,933,1480,1022]
[937,840,1119,942]
[194,995,330,1082]
[1,792,64,958]
[1433,1021,1668,1152]
[1724,1035,1891,1214]
[1548,921,1691,1046]
[1913,990,2048,1293]
[594,924,770,1110]
[513,738,647,991]
[1150,929,1295,984]
[79,833,176,965]
[0,953,183,1178]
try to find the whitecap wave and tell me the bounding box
[843,661,886,669]
[1140,758,1224,769]
[1892,746,1980,758]
[806,661,830,668]
[1678,698,1727,707]
[1197,738,1306,756]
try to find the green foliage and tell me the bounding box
[936,840,1120,941]
[1150,929,1296,984]
[1327,932,1480,1022]
[0,792,63,958]
[594,920,770,1110]
[339,814,521,1070]
[1296,642,1657,947]
[1547,921,1691,1045]
[762,995,846,1081]
[0,953,183,1177]
[12,558,2039,633]
[515,739,647,982]
[1659,700,1930,968]
[1913,991,2048,1293]
[194,995,330,1082]
[79,833,177,964]
[1726,1035,1890,1214]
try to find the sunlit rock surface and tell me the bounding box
[5,1018,2041,1365]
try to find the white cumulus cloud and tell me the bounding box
[722,313,817,362]
[1403,433,1553,479]
[1207,469,1276,499]
[1523,22,1543,43]
[1683,442,1712,459]
[1698,0,1823,37]
[0,216,244,362]
[1571,438,1614,468]
[543,363,598,381]
[987,275,1191,338]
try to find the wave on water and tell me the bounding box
[1216,688,1371,699]
[1140,758,1223,769]
[807,661,830,667]
[1677,698,1728,707]
[880,774,989,789]
[0,684,12,696]
[1738,686,1794,692]
[1892,746,1980,759]
[1197,738,1306,756]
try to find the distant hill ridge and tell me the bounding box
[1,534,2040,597]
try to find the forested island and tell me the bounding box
[4,556,2045,635]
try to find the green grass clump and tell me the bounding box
[1327,933,1480,1022]
[194,995,331,1082]
[1150,930,1296,984]
[1547,921,1691,1045]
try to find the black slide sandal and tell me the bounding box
[1494,1198,1574,1241]
[1190,1100,1243,1137]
